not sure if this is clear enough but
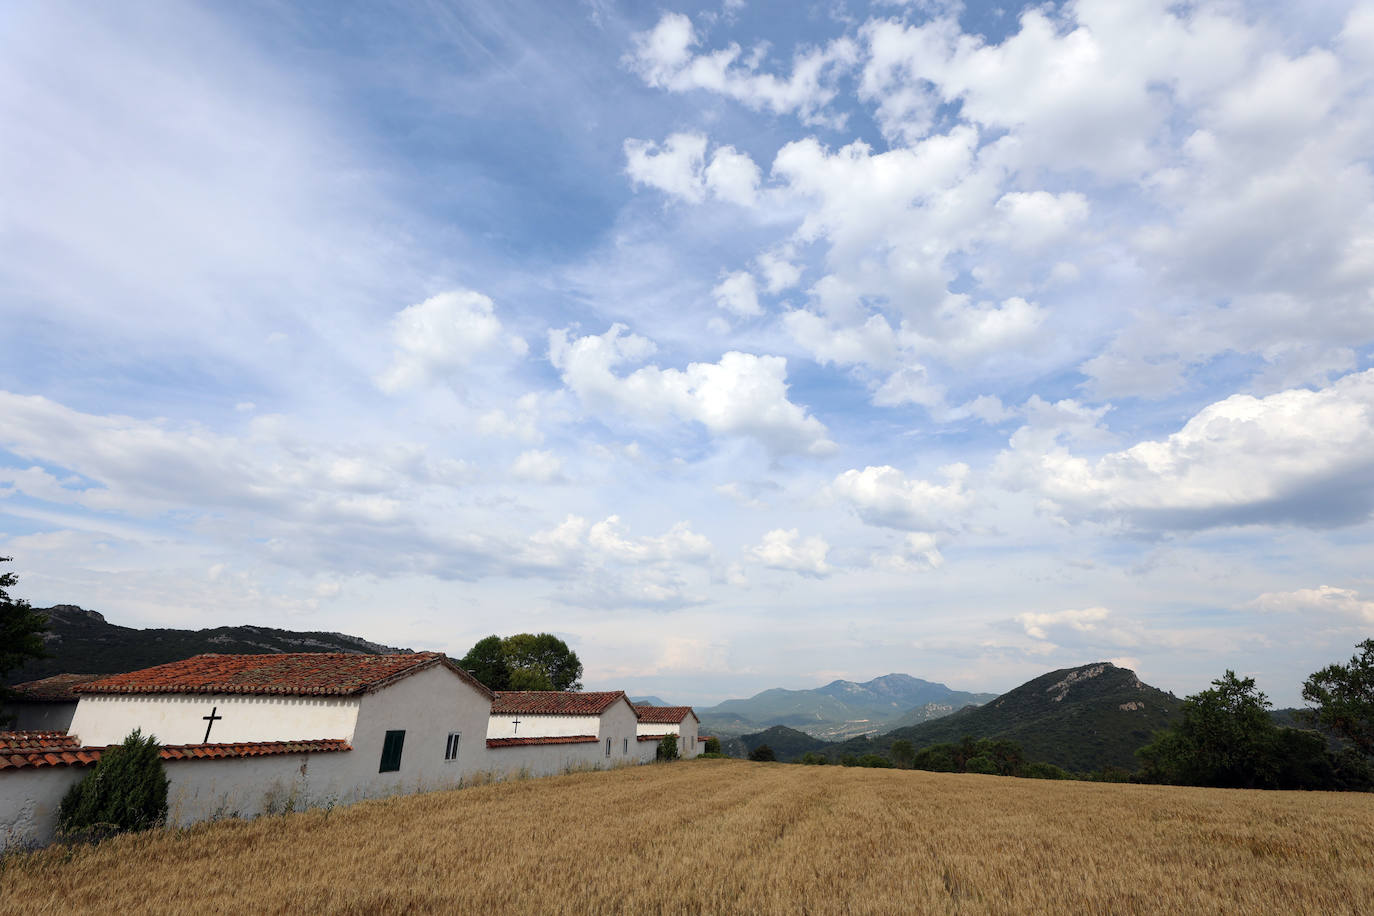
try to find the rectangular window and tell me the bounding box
[605,737,612,757]
[444,732,461,762]
[379,729,406,773]
[622,738,628,755]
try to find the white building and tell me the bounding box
[2,652,495,848]
[486,690,640,776]
[633,705,703,760]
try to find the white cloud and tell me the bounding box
[872,532,944,572]
[1015,607,1112,641]
[625,133,763,206]
[548,324,835,456]
[376,290,525,393]
[1011,369,1374,530]
[627,12,858,127]
[510,449,564,483]
[746,528,832,577]
[1250,585,1374,623]
[832,463,971,531]
[713,271,762,317]
[704,144,761,207]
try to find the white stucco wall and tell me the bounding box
[597,699,641,766]
[633,714,701,758]
[484,740,609,779]
[0,766,84,851]
[68,693,361,747]
[487,712,601,739]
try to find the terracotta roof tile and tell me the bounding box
[0,738,351,771]
[8,674,110,702]
[633,704,699,724]
[74,652,493,699]
[0,731,80,752]
[637,734,672,742]
[491,690,629,716]
[486,735,599,748]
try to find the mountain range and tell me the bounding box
[4,605,410,686]
[825,662,1183,772]
[698,673,997,741]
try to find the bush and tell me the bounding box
[703,736,721,755]
[964,755,998,775]
[58,729,168,842]
[799,751,829,765]
[656,734,679,761]
[748,744,776,762]
[856,754,893,768]
[1022,761,1073,780]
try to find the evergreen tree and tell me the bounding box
[748,744,776,762]
[1302,639,1374,759]
[58,729,169,841]
[656,734,679,761]
[0,557,48,724]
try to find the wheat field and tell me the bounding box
[3,759,1372,915]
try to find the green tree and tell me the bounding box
[58,729,169,842]
[1302,638,1374,759]
[889,739,915,769]
[1137,671,1279,788]
[1,557,48,724]
[501,633,584,691]
[703,736,721,755]
[748,744,776,762]
[459,635,512,691]
[656,734,679,761]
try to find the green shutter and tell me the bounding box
[379,729,406,773]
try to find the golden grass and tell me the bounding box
[4,760,1373,915]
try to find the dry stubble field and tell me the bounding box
[3,758,1373,915]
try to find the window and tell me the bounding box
[605,737,612,757]
[444,732,461,762]
[379,729,406,773]
[622,737,628,755]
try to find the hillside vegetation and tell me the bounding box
[5,606,408,685]
[831,662,1181,772]
[4,760,1372,914]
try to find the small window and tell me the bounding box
[380,729,406,773]
[623,737,628,754]
[444,732,461,762]
[605,737,612,757]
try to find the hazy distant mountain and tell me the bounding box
[831,662,1182,772]
[698,673,996,741]
[5,605,412,685]
[722,725,832,762]
[630,695,671,707]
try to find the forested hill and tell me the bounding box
[5,605,411,685]
[830,663,1183,773]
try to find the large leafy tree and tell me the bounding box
[1,557,48,696]
[458,632,583,691]
[1302,638,1374,759]
[1138,671,1282,788]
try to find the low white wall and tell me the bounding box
[0,766,84,851]
[69,694,361,747]
[487,713,601,739]
[484,740,608,779]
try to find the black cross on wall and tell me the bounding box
[512,717,521,734]
[202,706,223,743]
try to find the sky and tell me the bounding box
[2,0,1373,707]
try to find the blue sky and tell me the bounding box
[3,0,1373,705]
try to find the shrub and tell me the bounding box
[748,744,776,762]
[58,729,168,842]
[703,737,721,755]
[656,734,679,761]
[799,752,829,765]
[964,755,997,775]
[1022,761,1073,780]
[856,754,893,768]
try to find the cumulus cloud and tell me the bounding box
[832,463,971,531]
[746,528,832,577]
[872,532,944,572]
[1008,370,1374,530]
[626,12,858,127]
[376,290,526,393]
[1015,607,1112,641]
[548,324,835,456]
[1250,585,1374,624]
[713,271,762,317]
[624,133,762,206]
[510,449,564,483]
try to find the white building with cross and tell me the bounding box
[485,690,641,774]
[633,705,703,760]
[3,652,497,848]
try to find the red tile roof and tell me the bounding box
[0,731,79,752]
[633,704,698,724]
[637,733,672,742]
[486,735,599,748]
[74,652,493,699]
[0,738,351,771]
[491,690,630,716]
[9,674,110,702]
